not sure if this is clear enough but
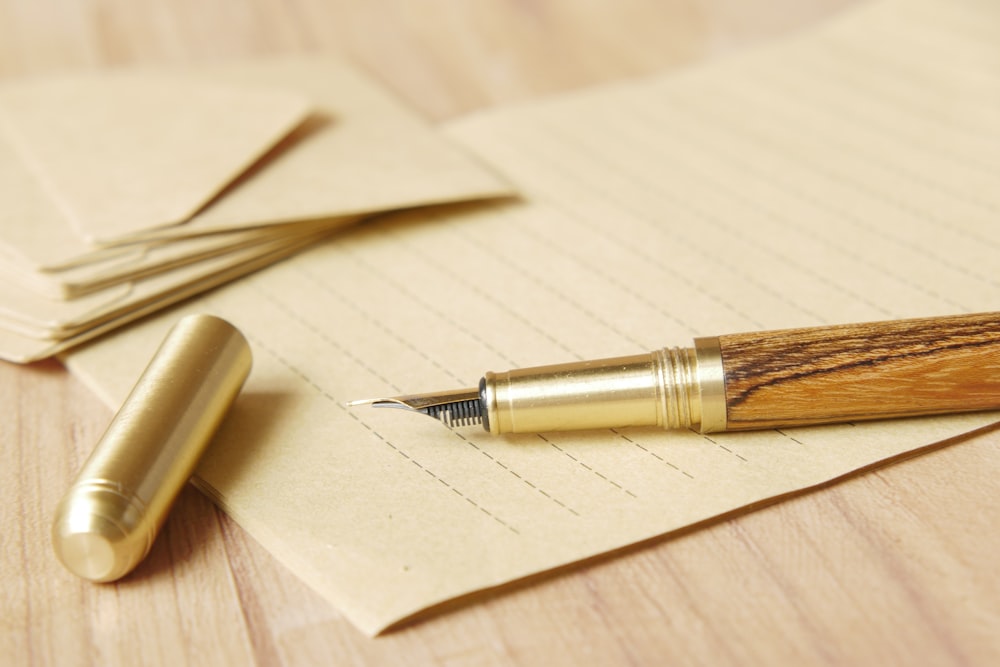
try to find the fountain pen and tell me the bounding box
[350,312,1000,434]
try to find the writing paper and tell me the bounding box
[65,0,1000,635]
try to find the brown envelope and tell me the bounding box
[0,71,311,242]
[0,57,512,362]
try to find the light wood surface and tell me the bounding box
[3,1,999,665]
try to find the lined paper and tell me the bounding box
[66,0,1000,635]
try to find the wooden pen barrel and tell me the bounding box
[717,312,1000,430]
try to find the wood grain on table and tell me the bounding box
[3,1,999,665]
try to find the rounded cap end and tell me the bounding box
[53,528,119,582]
[51,487,149,582]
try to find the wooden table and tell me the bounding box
[3,1,999,664]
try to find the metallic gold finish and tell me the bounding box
[352,338,729,434]
[693,336,727,433]
[482,344,725,434]
[653,346,701,430]
[483,355,665,434]
[51,314,252,582]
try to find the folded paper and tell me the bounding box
[0,72,311,242]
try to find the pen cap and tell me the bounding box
[52,314,252,582]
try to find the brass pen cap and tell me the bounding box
[52,314,252,582]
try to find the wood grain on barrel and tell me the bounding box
[719,313,1000,429]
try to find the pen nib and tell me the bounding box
[347,387,484,429]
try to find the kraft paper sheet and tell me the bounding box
[65,0,1000,635]
[0,57,510,362]
[0,72,310,243]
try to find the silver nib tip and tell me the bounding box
[348,387,484,429]
[344,398,378,407]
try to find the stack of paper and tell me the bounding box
[0,57,510,363]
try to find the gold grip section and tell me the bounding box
[693,336,727,433]
[718,311,1000,430]
[483,339,726,434]
[51,314,252,582]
